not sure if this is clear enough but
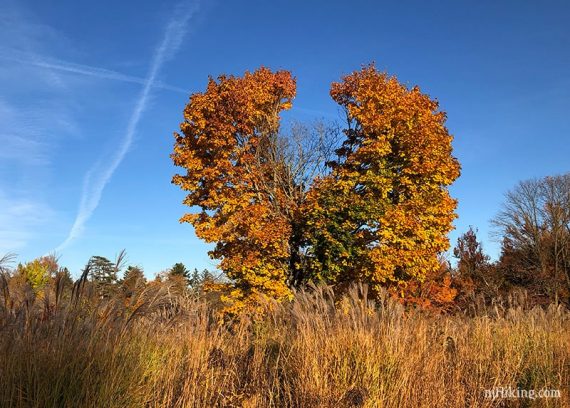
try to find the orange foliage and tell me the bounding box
[172,68,296,314]
[172,64,461,314]
[304,65,460,300]
[395,259,458,311]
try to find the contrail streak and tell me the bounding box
[56,1,198,251]
[0,47,189,93]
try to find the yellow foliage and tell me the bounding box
[304,64,460,299]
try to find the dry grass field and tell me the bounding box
[0,276,568,408]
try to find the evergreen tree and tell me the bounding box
[87,256,117,296]
[121,265,146,297]
[170,263,190,281]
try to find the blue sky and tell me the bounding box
[1,0,569,277]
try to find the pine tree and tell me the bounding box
[87,256,117,296]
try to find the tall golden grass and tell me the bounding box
[0,275,568,407]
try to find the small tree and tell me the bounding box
[452,227,499,303]
[121,265,146,297]
[57,267,74,288]
[17,260,50,292]
[87,256,117,296]
[123,265,146,283]
[186,268,218,293]
[453,227,490,280]
[170,263,190,281]
[188,268,201,288]
[16,255,59,293]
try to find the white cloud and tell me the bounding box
[0,191,54,252]
[0,97,79,169]
[0,47,188,93]
[56,0,200,251]
[0,2,77,252]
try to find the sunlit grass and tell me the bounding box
[0,278,568,407]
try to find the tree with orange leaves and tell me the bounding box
[172,65,461,313]
[171,67,298,314]
[304,65,460,299]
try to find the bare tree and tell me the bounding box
[245,119,341,285]
[492,173,570,303]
